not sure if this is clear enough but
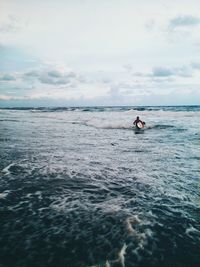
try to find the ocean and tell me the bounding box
[0,106,200,267]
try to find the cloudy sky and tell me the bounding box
[0,0,200,107]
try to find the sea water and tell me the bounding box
[0,106,200,267]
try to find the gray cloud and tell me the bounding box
[134,65,193,79]
[47,70,62,78]
[191,62,200,70]
[24,68,78,85]
[153,66,192,78]
[152,67,174,77]
[24,71,40,78]
[0,74,16,81]
[169,15,200,29]
[39,77,70,85]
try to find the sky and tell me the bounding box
[0,0,200,107]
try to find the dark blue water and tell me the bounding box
[0,106,200,267]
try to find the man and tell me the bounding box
[133,116,145,128]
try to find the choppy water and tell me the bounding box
[0,106,200,267]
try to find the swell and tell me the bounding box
[1,105,200,112]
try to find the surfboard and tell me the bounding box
[136,121,144,129]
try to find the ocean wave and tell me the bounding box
[83,119,177,131]
[84,120,131,130]
[1,105,200,113]
[147,124,175,130]
[0,119,19,122]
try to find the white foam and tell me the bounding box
[1,163,15,175]
[95,197,127,213]
[0,191,10,199]
[126,216,149,249]
[186,225,200,236]
[85,119,131,130]
[126,215,141,235]
[105,260,111,267]
[118,243,127,267]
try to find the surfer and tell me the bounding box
[133,116,145,129]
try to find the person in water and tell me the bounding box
[133,116,145,128]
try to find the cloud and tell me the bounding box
[194,42,200,51]
[152,67,174,77]
[133,65,194,79]
[1,59,200,107]
[169,15,200,29]
[191,62,200,70]
[145,19,156,31]
[0,65,110,105]
[123,64,133,71]
[0,73,16,81]
[154,66,193,77]
[24,68,78,85]
[0,15,21,33]
[0,95,27,101]
[166,15,200,42]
